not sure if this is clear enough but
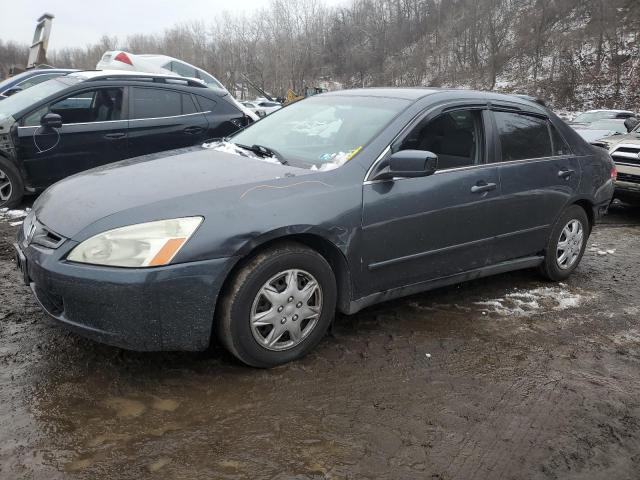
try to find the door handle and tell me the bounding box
[104,132,126,140]
[558,168,575,179]
[184,126,204,134]
[470,181,497,194]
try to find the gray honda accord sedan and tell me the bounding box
[15,88,615,367]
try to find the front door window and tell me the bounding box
[23,88,124,126]
[398,109,483,170]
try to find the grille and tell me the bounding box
[23,215,66,249]
[611,144,640,166]
[618,172,640,184]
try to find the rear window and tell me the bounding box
[494,111,553,161]
[131,88,199,119]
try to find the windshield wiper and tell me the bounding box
[235,143,288,165]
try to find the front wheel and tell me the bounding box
[539,205,589,281]
[0,157,24,209]
[216,242,337,368]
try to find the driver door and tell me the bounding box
[17,87,129,189]
[359,105,503,296]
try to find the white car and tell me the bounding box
[253,100,282,116]
[97,51,258,121]
[241,101,266,118]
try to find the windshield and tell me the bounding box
[0,71,34,91]
[587,120,627,133]
[0,76,80,116]
[229,95,410,169]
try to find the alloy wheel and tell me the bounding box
[250,269,323,351]
[556,219,584,270]
[0,168,12,203]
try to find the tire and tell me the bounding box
[539,205,589,281]
[217,242,337,368]
[0,156,24,209]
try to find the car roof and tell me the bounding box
[70,69,202,81]
[324,87,549,109]
[582,109,634,114]
[68,70,212,90]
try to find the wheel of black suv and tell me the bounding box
[217,242,337,368]
[0,156,24,209]
[539,205,589,281]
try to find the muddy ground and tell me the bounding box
[1,202,639,480]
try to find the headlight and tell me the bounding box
[67,217,203,267]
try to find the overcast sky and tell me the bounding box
[2,0,347,49]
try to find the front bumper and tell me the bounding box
[14,229,235,351]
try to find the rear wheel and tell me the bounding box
[0,157,24,209]
[217,242,337,368]
[539,205,589,281]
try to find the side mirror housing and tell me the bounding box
[41,113,62,129]
[624,116,639,133]
[373,150,438,181]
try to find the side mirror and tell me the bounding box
[624,117,639,133]
[373,150,438,181]
[3,86,23,97]
[40,113,62,129]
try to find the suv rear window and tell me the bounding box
[131,88,198,119]
[494,111,553,161]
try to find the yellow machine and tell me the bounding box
[285,86,328,105]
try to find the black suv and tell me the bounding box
[0,71,251,207]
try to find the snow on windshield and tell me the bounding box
[202,141,281,164]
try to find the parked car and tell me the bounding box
[569,109,637,127]
[592,118,640,206]
[573,118,632,143]
[241,101,266,117]
[96,51,258,121]
[253,99,282,116]
[0,70,251,207]
[15,88,615,367]
[0,68,77,99]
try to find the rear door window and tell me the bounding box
[131,88,197,119]
[494,111,553,161]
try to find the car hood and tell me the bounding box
[591,131,640,149]
[34,146,311,238]
[574,128,621,143]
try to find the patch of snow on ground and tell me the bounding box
[0,207,31,225]
[475,284,589,317]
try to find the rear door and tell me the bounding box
[489,108,580,262]
[127,86,209,157]
[17,87,128,188]
[360,104,504,295]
